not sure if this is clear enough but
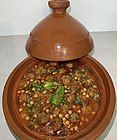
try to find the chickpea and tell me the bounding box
[86,94,89,98]
[30,101,34,105]
[68,110,72,114]
[21,90,24,93]
[63,117,66,122]
[77,110,81,113]
[92,111,95,115]
[83,92,86,96]
[70,128,74,131]
[65,114,69,118]
[74,126,78,131]
[24,84,27,88]
[67,125,70,128]
[38,76,41,79]
[80,122,83,126]
[30,79,33,82]
[26,116,30,121]
[59,114,63,118]
[26,81,30,85]
[43,107,46,111]
[25,91,29,93]
[43,90,47,94]
[32,87,36,91]
[23,103,26,106]
[34,125,38,128]
[24,75,26,78]
[46,109,49,113]
[83,88,87,92]
[19,108,23,112]
[67,87,70,90]
[53,107,60,115]
[74,77,78,80]
[53,114,57,117]
[65,120,70,125]
[34,94,38,98]
[46,100,49,103]
[72,105,76,109]
[52,72,56,75]
[21,114,26,119]
[17,90,21,94]
[33,114,37,118]
[50,115,53,119]
[93,85,97,88]
[81,89,84,93]
[41,79,45,83]
[63,122,66,126]
[65,89,68,93]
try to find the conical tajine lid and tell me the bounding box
[26,0,94,61]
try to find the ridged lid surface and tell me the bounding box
[26,0,94,61]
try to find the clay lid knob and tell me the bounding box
[48,0,70,14]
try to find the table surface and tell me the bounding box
[0,32,117,140]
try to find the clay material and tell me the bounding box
[2,56,116,140]
[26,0,94,61]
[2,1,116,140]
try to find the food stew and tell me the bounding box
[17,60,101,136]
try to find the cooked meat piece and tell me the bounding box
[43,125,54,136]
[89,99,100,112]
[49,62,58,67]
[53,107,60,116]
[62,76,71,85]
[59,67,66,74]
[19,94,27,103]
[27,72,35,79]
[66,93,75,103]
[66,63,73,69]
[70,113,79,123]
[60,104,69,115]
[82,105,92,115]
[52,117,63,132]
[56,127,67,136]
[38,113,49,125]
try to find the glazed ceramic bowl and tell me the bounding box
[3,56,115,140]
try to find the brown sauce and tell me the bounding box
[16,60,101,136]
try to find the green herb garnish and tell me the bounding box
[32,82,44,92]
[74,97,84,106]
[49,85,65,107]
[44,81,60,90]
[93,93,100,101]
[84,65,92,73]
[70,113,79,120]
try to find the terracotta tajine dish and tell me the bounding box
[3,56,115,140]
[2,0,116,140]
